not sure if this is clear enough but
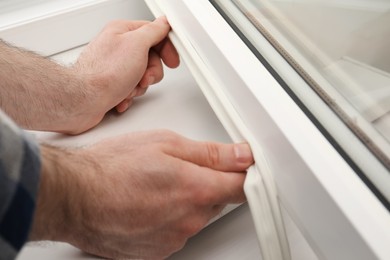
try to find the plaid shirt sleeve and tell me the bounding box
[0,110,41,260]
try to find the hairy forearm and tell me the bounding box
[0,40,95,133]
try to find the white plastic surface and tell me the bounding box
[0,0,153,56]
[145,1,291,259]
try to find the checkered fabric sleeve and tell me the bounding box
[0,110,41,260]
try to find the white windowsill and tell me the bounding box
[0,0,153,56]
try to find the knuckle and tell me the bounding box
[102,21,117,31]
[103,19,125,30]
[180,218,207,237]
[155,129,175,138]
[205,143,221,166]
[159,130,181,146]
[157,236,187,259]
[170,238,187,254]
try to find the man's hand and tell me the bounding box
[0,17,179,134]
[30,130,253,259]
[74,16,180,120]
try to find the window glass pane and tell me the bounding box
[211,0,390,204]
[237,0,390,137]
[215,0,390,162]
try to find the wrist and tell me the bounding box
[64,65,112,134]
[29,145,85,242]
[50,66,99,134]
[70,60,120,110]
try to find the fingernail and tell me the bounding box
[234,143,253,163]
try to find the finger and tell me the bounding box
[135,87,148,97]
[133,16,171,48]
[138,50,164,88]
[180,160,247,205]
[115,99,133,113]
[205,170,247,204]
[115,88,138,112]
[166,138,254,172]
[154,38,180,68]
[116,87,147,107]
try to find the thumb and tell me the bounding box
[167,137,254,172]
[134,16,171,47]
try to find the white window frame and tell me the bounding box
[144,0,390,260]
[0,0,153,56]
[2,0,389,259]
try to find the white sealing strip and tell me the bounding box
[144,0,291,259]
[245,165,289,260]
